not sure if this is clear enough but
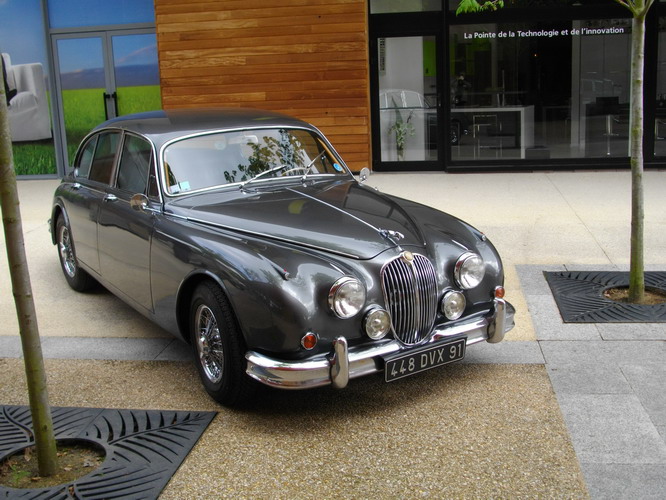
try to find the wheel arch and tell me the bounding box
[175,270,237,345]
[50,202,67,245]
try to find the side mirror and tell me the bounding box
[130,193,150,212]
[359,167,371,183]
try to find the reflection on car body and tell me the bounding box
[50,108,515,407]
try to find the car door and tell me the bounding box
[97,132,158,312]
[65,130,122,274]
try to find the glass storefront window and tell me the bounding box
[48,0,155,29]
[371,0,441,14]
[449,18,632,161]
[448,0,612,10]
[378,36,438,162]
[656,17,666,157]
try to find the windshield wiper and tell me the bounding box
[240,164,290,191]
[301,150,327,183]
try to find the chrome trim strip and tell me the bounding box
[245,298,515,390]
[182,215,361,260]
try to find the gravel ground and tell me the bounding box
[0,359,587,499]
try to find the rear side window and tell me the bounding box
[88,131,121,185]
[117,134,153,194]
[74,136,97,178]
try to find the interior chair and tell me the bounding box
[472,114,501,158]
[1,52,52,142]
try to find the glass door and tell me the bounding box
[375,36,440,168]
[111,33,161,117]
[52,30,161,165]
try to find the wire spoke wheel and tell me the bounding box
[194,304,225,384]
[55,215,95,292]
[189,281,258,406]
[58,224,77,278]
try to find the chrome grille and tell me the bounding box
[381,252,438,346]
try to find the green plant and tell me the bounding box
[7,463,31,487]
[389,119,415,153]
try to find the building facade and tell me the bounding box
[2,0,665,176]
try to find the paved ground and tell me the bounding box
[1,171,665,498]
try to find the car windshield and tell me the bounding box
[163,128,348,195]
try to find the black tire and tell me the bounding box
[55,215,95,292]
[190,281,258,407]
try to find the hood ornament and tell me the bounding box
[380,229,405,245]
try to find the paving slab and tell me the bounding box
[527,295,602,341]
[546,364,633,395]
[556,394,666,465]
[621,362,666,427]
[582,464,666,500]
[597,322,666,341]
[39,336,176,361]
[539,340,666,366]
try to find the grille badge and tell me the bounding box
[402,251,414,263]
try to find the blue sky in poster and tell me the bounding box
[48,0,154,29]
[0,0,156,72]
[0,0,48,66]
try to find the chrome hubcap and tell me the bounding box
[58,225,76,278]
[194,304,224,384]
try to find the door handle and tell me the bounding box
[102,92,119,119]
[104,194,118,202]
[103,92,110,120]
[111,91,118,117]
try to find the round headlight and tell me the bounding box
[454,252,486,289]
[442,290,466,320]
[364,308,391,340]
[328,277,366,319]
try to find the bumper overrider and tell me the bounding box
[245,298,515,390]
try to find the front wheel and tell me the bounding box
[190,281,257,406]
[56,215,95,292]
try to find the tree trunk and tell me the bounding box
[628,13,646,303]
[0,88,58,475]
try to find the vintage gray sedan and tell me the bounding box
[50,109,515,406]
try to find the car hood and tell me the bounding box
[166,179,433,259]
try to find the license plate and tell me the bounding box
[384,337,466,383]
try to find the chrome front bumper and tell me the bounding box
[245,298,515,390]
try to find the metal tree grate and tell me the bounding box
[544,271,666,323]
[0,405,216,499]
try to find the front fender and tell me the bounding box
[151,217,367,357]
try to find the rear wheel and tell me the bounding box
[190,281,257,406]
[56,215,95,292]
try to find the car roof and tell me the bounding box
[94,108,319,147]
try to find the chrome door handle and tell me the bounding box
[72,183,81,190]
[104,194,118,202]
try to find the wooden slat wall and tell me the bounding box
[155,0,370,171]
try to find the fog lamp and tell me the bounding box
[364,308,391,340]
[442,290,466,320]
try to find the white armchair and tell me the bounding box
[1,53,52,142]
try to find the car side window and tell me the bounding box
[116,134,153,195]
[88,131,121,185]
[74,136,97,179]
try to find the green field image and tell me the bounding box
[12,85,161,176]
